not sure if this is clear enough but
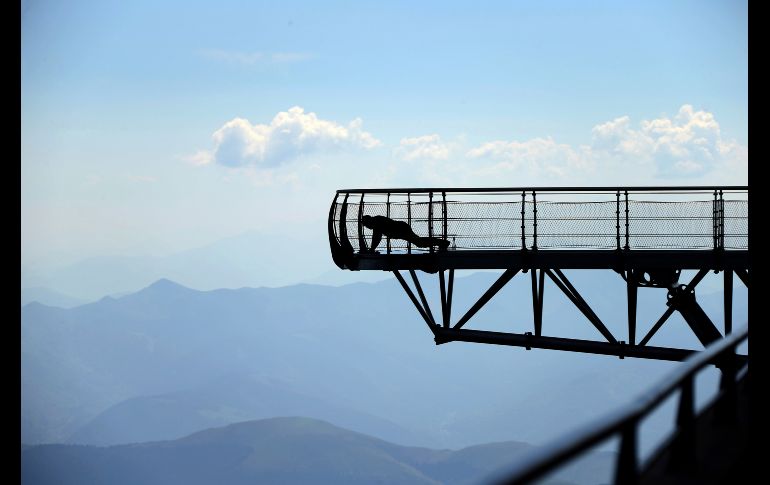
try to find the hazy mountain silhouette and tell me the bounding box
[68,372,420,446]
[21,230,336,301]
[20,287,88,308]
[22,271,745,450]
[22,417,615,485]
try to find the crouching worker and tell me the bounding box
[361,215,450,252]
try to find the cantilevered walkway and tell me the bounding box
[329,186,748,362]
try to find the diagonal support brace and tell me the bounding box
[546,269,617,344]
[666,285,722,347]
[734,268,749,288]
[639,269,709,346]
[454,268,520,329]
[409,269,436,326]
[393,270,436,334]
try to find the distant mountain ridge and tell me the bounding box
[22,417,615,485]
[20,287,88,309]
[21,230,344,301]
[22,271,745,451]
[68,372,420,447]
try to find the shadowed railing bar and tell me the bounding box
[429,191,434,254]
[493,324,748,485]
[532,191,538,250]
[386,193,391,254]
[616,190,621,249]
[624,190,630,250]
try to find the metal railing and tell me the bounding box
[330,186,748,253]
[492,324,749,485]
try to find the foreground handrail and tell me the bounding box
[493,325,748,485]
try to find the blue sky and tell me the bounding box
[22,0,748,275]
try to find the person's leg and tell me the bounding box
[412,236,450,249]
[370,230,383,252]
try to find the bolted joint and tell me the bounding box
[434,335,450,345]
[666,284,696,308]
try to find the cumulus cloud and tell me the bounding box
[589,105,728,177]
[467,137,593,178]
[396,134,452,161]
[200,107,381,168]
[467,105,746,182]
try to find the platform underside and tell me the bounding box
[349,249,749,272]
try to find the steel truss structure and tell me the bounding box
[328,186,749,362]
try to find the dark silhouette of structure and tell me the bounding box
[329,186,747,362]
[361,214,450,252]
[328,185,750,484]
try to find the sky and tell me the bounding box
[21,0,748,277]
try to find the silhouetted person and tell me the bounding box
[361,215,450,252]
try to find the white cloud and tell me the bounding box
[199,49,312,65]
[466,105,746,183]
[199,107,382,168]
[183,150,214,166]
[591,105,727,177]
[396,134,452,161]
[467,137,594,179]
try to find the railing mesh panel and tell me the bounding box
[332,193,747,252]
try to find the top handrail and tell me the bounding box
[337,185,748,194]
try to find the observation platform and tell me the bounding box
[328,186,748,273]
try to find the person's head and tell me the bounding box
[361,215,373,228]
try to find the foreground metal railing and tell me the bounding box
[492,324,749,485]
[329,186,747,255]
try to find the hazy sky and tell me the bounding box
[21,0,747,270]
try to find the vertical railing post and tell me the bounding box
[713,189,718,250]
[719,189,725,249]
[614,424,638,485]
[407,192,412,254]
[616,190,621,250]
[716,351,738,423]
[669,376,696,469]
[429,191,434,254]
[385,192,390,254]
[724,270,733,335]
[521,191,526,250]
[532,190,538,250]
[442,191,448,243]
[624,190,630,250]
[358,194,367,252]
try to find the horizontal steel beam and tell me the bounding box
[434,327,697,362]
[354,249,749,272]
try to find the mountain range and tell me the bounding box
[22,417,616,485]
[22,269,745,452]
[21,230,388,302]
